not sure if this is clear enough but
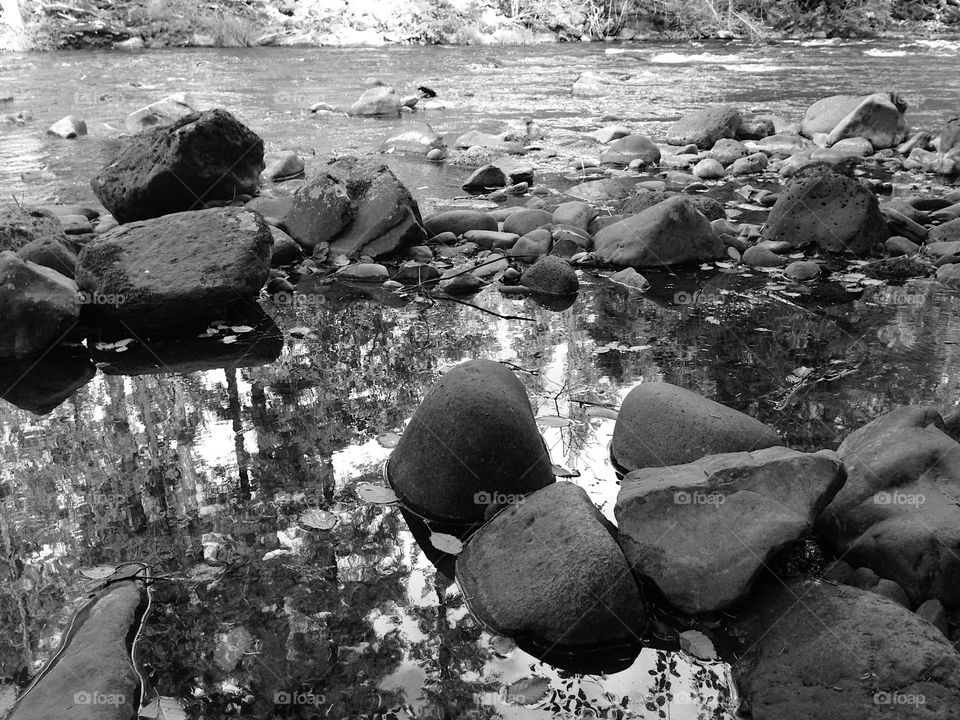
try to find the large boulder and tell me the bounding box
[7,578,147,720]
[816,406,960,609]
[91,109,265,223]
[731,578,960,720]
[611,382,780,473]
[615,447,845,614]
[75,207,272,335]
[348,86,402,116]
[803,93,907,149]
[761,164,887,254]
[457,482,648,647]
[665,105,742,149]
[0,252,80,359]
[0,347,95,415]
[593,196,725,269]
[0,205,66,253]
[379,123,446,157]
[283,156,426,258]
[386,359,554,523]
[125,92,198,133]
[600,133,661,166]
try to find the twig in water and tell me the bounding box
[430,294,535,321]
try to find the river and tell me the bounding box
[1,38,959,719]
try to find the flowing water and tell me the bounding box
[1,38,960,719]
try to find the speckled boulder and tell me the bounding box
[666,104,742,149]
[387,359,554,523]
[518,256,578,296]
[762,165,887,254]
[457,482,647,647]
[611,381,781,473]
[0,205,66,253]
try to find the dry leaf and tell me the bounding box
[301,509,338,530]
[428,532,463,555]
[356,483,400,505]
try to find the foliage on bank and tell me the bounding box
[3,0,960,50]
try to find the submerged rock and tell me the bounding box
[91,109,265,223]
[731,578,960,720]
[387,359,554,523]
[0,252,80,359]
[75,207,272,335]
[380,123,445,157]
[284,156,426,258]
[762,165,887,254]
[616,447,844,614]
[47,115,87,139]
[611,382,780,474]
[0,347,95,415]
[457,482,647,647]
[593,196,725,269]
[817,406,960,609]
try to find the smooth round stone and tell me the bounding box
[742,244,786,268]
[784,260,822,281]
[693,158,725,179]
[334,263,389,283]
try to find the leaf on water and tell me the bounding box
[793,366,814,379]
[504,676,552,705]
[356,482,400,505]
[490,635,516,657]
[861,277,884,286]
[727,247,741,262]
[551,464,580,478]
[230,325,254,334]
[704,316,721,325]
[536,415,574,427]
[139,696,188,720]
[301,508,338,531]
[376,431,401,448]
[261,549,292,561]
[80,565,117,580]
[586,406,619,420]
[94,338,134,352]
[288,326,313,338]
[680,629,718,661]
[429,532,463,555]
[714,261,736,269]
[220,335,238,345]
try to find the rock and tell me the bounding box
[0,206,66,253]
[731,579,960,720]
[936,263,960,288]
[517,256,578,296]
[762,165,887,254]
[898,130,932,155]
[692,158,725,179]
[874,578,912,608]
[380,123,445,157]
[46,115,87,139]
[245,195,293,221]
[0,347,95,416]
[0,253,80,359]
[16,237,77,279]
[616,447,844,614]
[509,228,552,260]
[801,94,865,137]
[917,599,949,637]
[91,109,264,223]
[779,147,862,177]
[831,137,874,156]
[883,206,928,243]
[825,92,906,149]
[6,579,146,720]
[552,201,596,230]
[590,125,631,143]
[426,148,445,161]
[862,256,930,282]
[75,207,271,335]
[706,138,749,166]
[457,482,647,647]
[335,263,389,283]
[58,215,93,235]
[593,196,725,269]
[392,261,440,285]
[261,151,304,181]
[600,134,661,166]
[462,164,506,191]
[424,210,497,238]
[748,134,812,158]
[679,630,718,661]
[611,382,780,473]
[930,218,960,243]
[742,244,785,267]
[904,147,959,176]
[572,70,620,96]
[737,117,775,140]
[565,177,637,204]
[348,85,401,116]
[817,406,960,608]
[269,226,302,267]
[492,156,535,185]
[386,359,555,523]
[284,157,426,258]
[666,104,742,149]
[941,117,960,155]
[462,230,518,250]
[502,209,552,236]
[623,191,725,221]
[784,260,821,281]
[439,272,483,294]
[551,224,590,249]
[608,267,649,291]
[823,559,853,583]
[849,566,880,590]
[886,235,921,256]
[125,92,198,132]
[454,129,524,154]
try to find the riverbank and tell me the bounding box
[2,0,959,51]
